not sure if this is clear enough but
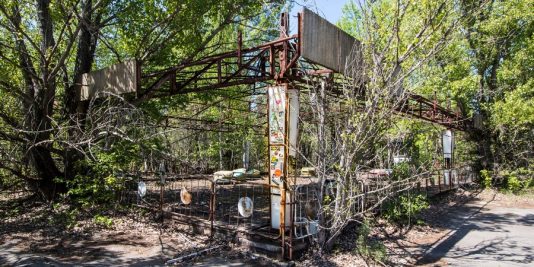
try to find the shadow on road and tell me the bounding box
[417,193,534,266]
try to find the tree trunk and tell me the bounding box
[64,0,99,182]
[17,0,63,200]
[10,0,101,200]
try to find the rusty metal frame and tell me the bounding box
[133,12,468,131]
[125,9,472,261]
[395,93,467,131]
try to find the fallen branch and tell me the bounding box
[165,244,224,265]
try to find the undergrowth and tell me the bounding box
[481,168,533,194]
[382,192,429,225]
[355,219,387,263]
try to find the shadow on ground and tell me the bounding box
[414,192,534,266]
[0,194,186,266]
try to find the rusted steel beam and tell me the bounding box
[174,61,217,92]
[392,92,468,131]
[141,35,297,80]
[134,10,467,131]
[172,77,272,95]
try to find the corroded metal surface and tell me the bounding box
[301,8,361,75]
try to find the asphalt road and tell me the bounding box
[419,196,534,266]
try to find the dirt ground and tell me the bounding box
[1,188,533,266]
[0,196,213,266]
[0,194,286,266]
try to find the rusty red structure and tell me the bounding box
[130,10,468,131]
[81,8,472,261]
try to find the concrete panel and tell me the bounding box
[288,89,299,157]
[79,60,138,101]
[301,8,361,75]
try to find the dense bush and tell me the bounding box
[383,193,429,225]
[480,169,492,189]
[390,162,411,181]
[505,168,533,193]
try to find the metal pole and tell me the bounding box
[210,181,215,237]
[425,177,428,197]
[277,11,290,259]
[160,174,164,223]
[450,170,453,190]
[438,170,441,192]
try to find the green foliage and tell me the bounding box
[0,0,283,200]
[504,168,534,193]
[338,0,533,174]
[506,175,522,193]
[383,193,429,225]
[391,162,410,181]
[61,144,141,207]
[58,130,164,207]
[62,172,124,208]
[323,194,332,205]
[337,0,362,38]
[93,214,114,228]
[4,205,22,218]
[493,81,534,129]
[525,178,534,189]
[0,171,22,190]
[480,169,492,189]
[355,219,388,263]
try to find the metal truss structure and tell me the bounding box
[76,9,475,260]
[133,12,469,131]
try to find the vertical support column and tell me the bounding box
[267,11,291,259]
[442,129,454,189]
[267,84,289,229]
[281,86,288,256]
[267,84,293,259]
[287,88,299,260]
[210,181,215,238]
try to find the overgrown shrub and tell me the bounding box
[391,162,411,181]
[355,219,387,263]
[0,171,22,190]
[504,168,534,193]
[58,139,156,208]
[480,169,492,189]
[62,172,125,208]
[383,193,429,225]
[49,205,79,229]
[506,175,522,193]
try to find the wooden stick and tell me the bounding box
[165,245,224,265]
